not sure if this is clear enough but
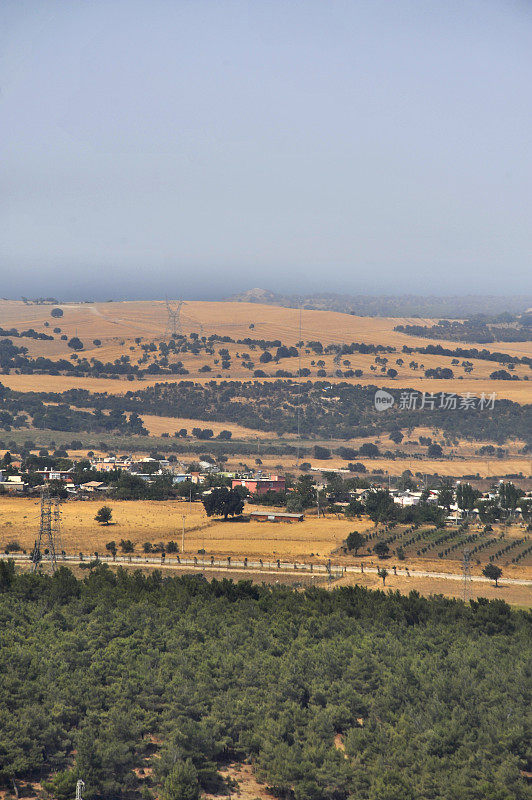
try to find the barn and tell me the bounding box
[248,510,304,523]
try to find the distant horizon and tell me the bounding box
[3,286,531,317]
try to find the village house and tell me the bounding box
[79,481,107,493]
[91,456,132,472]
[0,475,27,493]
[35,468,74,483]
[232,474,286,496]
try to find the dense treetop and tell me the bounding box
[1,380,529,443]
[0,563,530,800]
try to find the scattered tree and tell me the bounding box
[373,541,390,559]
[202,488,244,520]
[482,564,502,587]
[377,567,389,586]
[345,531,365,555]
[105,541,117,559]
[95,506,112,525]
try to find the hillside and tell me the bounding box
[0,298,531,479]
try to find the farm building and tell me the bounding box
[248,510,304,523]
[0,475,26,493]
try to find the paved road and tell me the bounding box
[8,552,532,587]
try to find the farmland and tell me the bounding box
[1,298,531,482]
[1,300,531,388]
[2,497,531,586]
[0,497,373,559]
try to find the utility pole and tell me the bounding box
[182,515,186,554]
[316,487,321,519]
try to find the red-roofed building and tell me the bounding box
[231,475,286,496]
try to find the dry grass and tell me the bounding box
[334,570,532,607]
[0,497,374,558]
[2,298,531,386]
[223,452,531,478]
[1,296,528,358]
[140,414,271,439]
[1,298,530,481]
[3,495,530,604]
[1,370,531,405]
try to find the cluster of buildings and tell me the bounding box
[2,454,529,526]
[0,457,289,502]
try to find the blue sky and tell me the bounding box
[1,0,531,299]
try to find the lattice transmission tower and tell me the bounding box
[462,548,472,602]
[31,486,61,572]
[165,298,184,337]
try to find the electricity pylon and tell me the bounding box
[31,486,60,572]
[462,548,472,602]
[165,298,184,337]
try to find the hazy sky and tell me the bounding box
[1,0,531,300]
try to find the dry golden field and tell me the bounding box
[1,371,530,405]
[223,453,532,478]
[3,496,530,605]
[1,496,529,569]
[2,299,531,386]
[139,414,272,439]
[333,570,532,607]
[0,497,374,559]
[1,298,531,406]
[2,298,530,356]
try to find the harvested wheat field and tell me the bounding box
[140,414,272,439]
[2,297,530,357]
[225,453,532,478]
[1,370,530,405]
[333,570,532,607]
[2,296,531,403]
[0,497,374,559]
